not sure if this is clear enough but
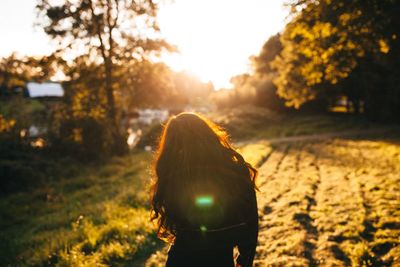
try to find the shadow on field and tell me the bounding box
[256,131,400,266]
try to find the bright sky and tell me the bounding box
[0,0,287,89]
[0,0,54,57]
[158,0,287,88]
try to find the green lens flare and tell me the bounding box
[195,195,214,207]
[200,225,207,232]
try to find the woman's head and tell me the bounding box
[150,112,257,241]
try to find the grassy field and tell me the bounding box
[0,151,159,266]
[255,137,400,266]
[209,106,377,141]
[1,112,399,266]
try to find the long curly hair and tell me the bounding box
[150,112,257,242]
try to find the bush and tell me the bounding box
[136,123,163,149]
[0,160,41,194]
[51,117,117,161]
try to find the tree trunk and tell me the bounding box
[104,57,116,122]
[89,0,127,155]
[104,42,127,155]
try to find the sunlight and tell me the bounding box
[158,0,286,89]
[1,0,399,265]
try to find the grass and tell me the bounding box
[0,131,274,267]
[0,150,160,267]
[1,108,398,266]
[209,106,377,141]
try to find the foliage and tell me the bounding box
[0,53,57,92]
[35,0,214,157]
[135,122,163,149]
[0,115,16,134]
[118,61,212,109]
[118,60,177,109]
[273,0,400,120]
[213,34,287,112]
[36,0,174,154]
[53,57,213,158]
[52,117,116,160]
[62,57,108,120]
[251,34,283,75]
[0,98,46,142]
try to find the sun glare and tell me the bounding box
[158,0,287,89]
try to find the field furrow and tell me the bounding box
[255,143,319,266]
[255,138,400,266]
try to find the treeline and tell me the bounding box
[214,0,400,122]
[2,0,399,162]
[0,54,212,152]
[0,53,212,193]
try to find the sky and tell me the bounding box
[0,0,287,89]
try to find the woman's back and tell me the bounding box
[150,113,259,267]
[168,176,258,266]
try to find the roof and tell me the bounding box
[26,82,64,98]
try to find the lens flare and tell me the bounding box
[195,195,214,207]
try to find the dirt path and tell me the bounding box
[254,138,400,266]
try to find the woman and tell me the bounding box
[151,112,258,267]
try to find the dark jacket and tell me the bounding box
[166,182,258,267]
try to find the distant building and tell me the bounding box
[26,82,64,98]
[25,82,65,139]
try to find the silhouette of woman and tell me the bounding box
[151,112,258,267]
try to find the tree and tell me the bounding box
[36,0,173,153]
[251,34,282,75]
[251,34,287,111]
[273,0,400,119]
[118,60,177,109]
[117,61,213,111]
[0,53,56,93]
[219,34,287,112]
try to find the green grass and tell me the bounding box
[0,139,273,267]
[0,150,161,267]
[209,106,376,141]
